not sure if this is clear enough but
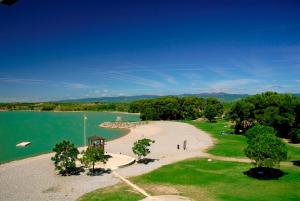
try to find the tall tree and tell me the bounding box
[203,97,224,122]
[244,125,288,168]
[229,100,255,134]
[204,104,218,122]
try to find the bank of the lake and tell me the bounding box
[0,111,139,164]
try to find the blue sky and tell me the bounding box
[0,0,300,102]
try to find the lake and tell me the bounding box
[0,111,139,164]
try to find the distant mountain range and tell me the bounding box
[58,92,250,103]
[58,92,300,103]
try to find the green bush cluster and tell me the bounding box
[229,92,300,139]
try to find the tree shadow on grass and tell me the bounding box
[87,168,112,176]
[244,167,287,180]
[137,158,159,165]
[292,160,300,167]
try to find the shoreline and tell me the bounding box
[0,126,132,167]
[0,121,213,201]
[0,111,140,165]
[0,110,139,115]
[0,120,213,169]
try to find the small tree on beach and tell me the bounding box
[81,146,107,173]
[132,138,155,161]
[51,140,79,175]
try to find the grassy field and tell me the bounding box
[132,158,300,201]
[77,184,144,201]
[186,120,300,161]
[78,158,300,201]
[287,143,300,161]
[186,120,247,157]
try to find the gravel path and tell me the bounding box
[0,121,213,201]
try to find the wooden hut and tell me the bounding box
[87,135,105,151]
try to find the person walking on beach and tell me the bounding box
[183,140,187,150]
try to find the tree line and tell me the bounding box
[129,96,224,121]
[229,92,300,142]
[0,102,129,112]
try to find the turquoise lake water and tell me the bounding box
[0,111,139,164]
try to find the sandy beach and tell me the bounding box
[0,121,213,201]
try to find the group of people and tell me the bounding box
[177,140,187,150]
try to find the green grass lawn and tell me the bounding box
[287,144,300,161]
[78,158,300,201]
[186,120,300,161]
[77,184,145,201]
[132,158,300,201]
[185,120,247,157]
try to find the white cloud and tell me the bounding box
[209,79,260,93]
[101,72,165,88]
[65,83,89,89]
[0,77,46,85]
[211,79,259,87]
[0,77,92,90]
